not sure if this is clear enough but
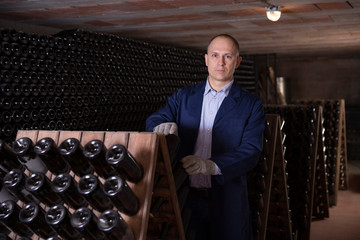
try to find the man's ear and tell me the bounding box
[204,53,209,66]
[236,56,242,68]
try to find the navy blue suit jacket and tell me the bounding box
[146,81,265,239]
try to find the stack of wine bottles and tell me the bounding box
[295,99,348,205]
[2,129,187,239]
[0,27,258,144]
[0,135,144,239]
[247,115,277,240]
[247,114,294,240]
[311,107,330,219]
[264,105,321,240]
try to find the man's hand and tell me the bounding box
[181,155,216,175]
[153,122,178,136]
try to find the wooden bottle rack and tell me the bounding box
[294,99,348,205]
[312,109,330,219]
[264,105,322,240]
[265,114,293,240]
[14,130,185,240]
[248,114,293,240]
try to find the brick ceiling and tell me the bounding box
[0,0,359,56]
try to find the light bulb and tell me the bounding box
[265,6,281,22]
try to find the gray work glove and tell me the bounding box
[153,122,178,136]
[181,155,216,175]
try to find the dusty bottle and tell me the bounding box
[59,138,93,176]
[105,144,143,183]
[97,209,134,240]
[45,204,81,240]
[34,137,69,174]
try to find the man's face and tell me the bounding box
[205,36,242,85]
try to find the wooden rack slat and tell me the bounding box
[248,114,292,240]
[338,100,348,191]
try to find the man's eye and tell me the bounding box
[226,56,232,59]
[212,54,217,57]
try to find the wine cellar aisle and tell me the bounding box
[310,161,360,240]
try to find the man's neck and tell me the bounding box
[208,78,232,92]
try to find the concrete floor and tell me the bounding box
[310,161,360,240]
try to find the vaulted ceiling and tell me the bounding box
[1,0,359,56]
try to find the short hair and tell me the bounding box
[207,34,240,56]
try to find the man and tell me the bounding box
[146,34,265,239]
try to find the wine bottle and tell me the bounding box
[34,137,69,174]
[0,139,23,172]
[77,174,113,212]
[59,138,93,176]
[12,137,47,173]
[0,200,34,237]
[51,173,87,209]
[19,202,56,238]
[106,144,143,183]
[3,169,36,203]
[83,140,116,179]
[45,204,81,240]
[0,179,15,202]
[25,172,62,206]
[70,207,106,240]
[97,209,134,240]
[0,57,11,71]
[103,175,139,216]
[44,236,61,240]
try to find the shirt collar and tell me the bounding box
[204,78,234,97]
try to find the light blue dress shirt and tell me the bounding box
[190,79,234,188]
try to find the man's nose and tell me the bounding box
[218,56,225,65]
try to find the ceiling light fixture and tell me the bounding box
[265,5,281,22]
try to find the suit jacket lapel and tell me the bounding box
[188,82,205,123]
[214,82,242,123]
